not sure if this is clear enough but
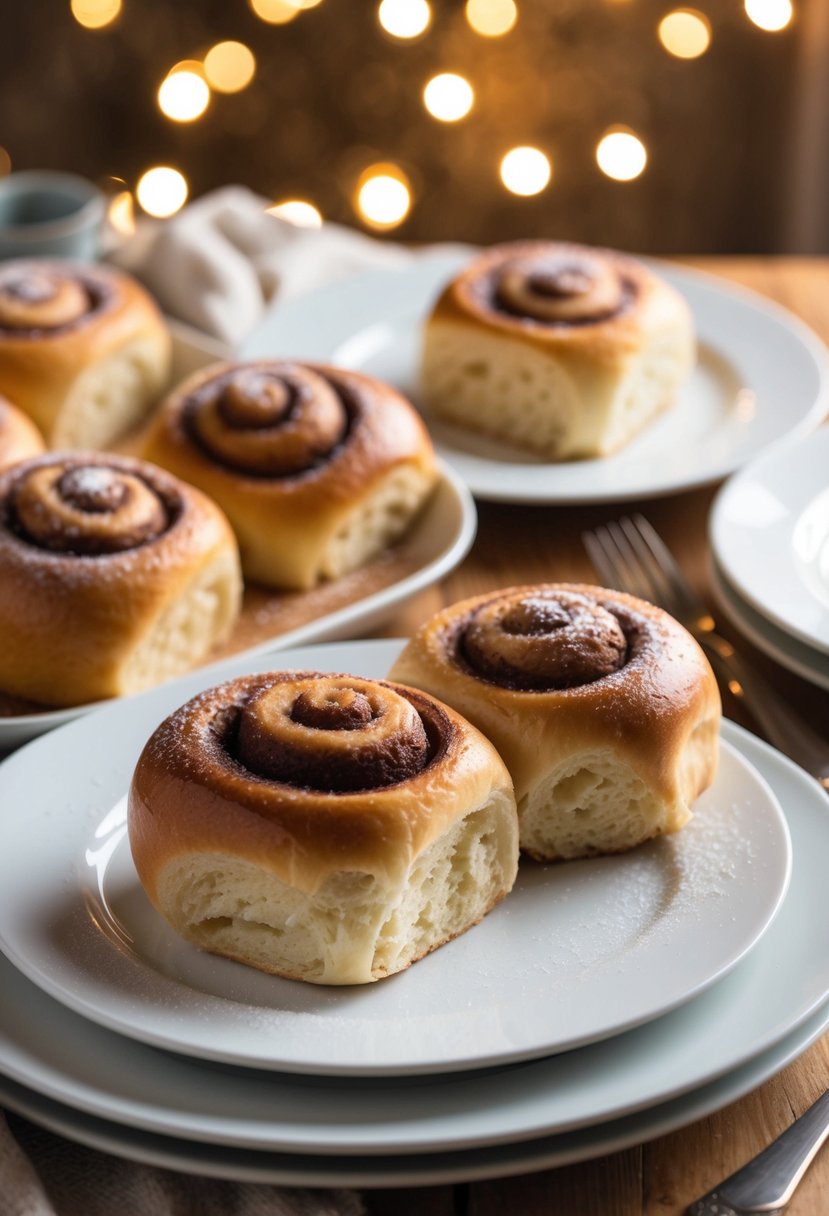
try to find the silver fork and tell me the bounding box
[684,1085,829,1215]
[582,514,829,791]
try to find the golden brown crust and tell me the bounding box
[0,396,44,471]
[0,451,241,706]
[128,671,514,898]
[141,360,438,589]
[389,583,721,809]
[0,259,171,445]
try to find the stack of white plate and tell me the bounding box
[710,427,829,692]
[0,638,828,1188]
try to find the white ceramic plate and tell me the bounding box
[0,722,823,1162]
[242,251,829,504]
[2,999,828,1188]
[709,557,829,692]
[710,427,829,656]
[0,641,790,1078]
[0,462,475,751]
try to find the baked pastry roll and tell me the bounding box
[421,241,694,459]
[389,584,720,861]
[128,671,519,985]
[0,395,44,470]
[0,452,242,706]
[142,360,438,590]
[0,259,171,448]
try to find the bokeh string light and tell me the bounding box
[248,0,301,25]
[466,0,518,37]
[107,190,136,236]
[157,64,210,122]
[203,42,256,93]
[377,0,431,39]
[596,128,648,180]
[500,146,551,196]
[70,0,121,29]
[355,164,412,229]
[136,167,189,218]
[423,73,474,122]
[267,199,323,227]
[658,9,711,58]
[744,0,793,31]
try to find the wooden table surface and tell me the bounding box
[363,259,829,1216]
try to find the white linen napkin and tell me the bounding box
[2,1112,366,1216]
[110,186,414,348]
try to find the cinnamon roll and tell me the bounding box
[389,584,720,861]
[142,360,438,590]
[0,395,44,470]
[0,259,171,448]
[421,241,694,459]
[0,452,242,706]
[128,671,518,984]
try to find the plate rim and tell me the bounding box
[709,554,829,692]
[710,425,829,655]
[1,999,827,1188]
[0,718,825,1159]
[0,640,791,1078]
[241,250,829,505]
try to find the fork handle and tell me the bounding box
[699,636,829,791]
[687,1087,829,1213]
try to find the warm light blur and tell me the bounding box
[268,199,323,227]
[596,128,648,180]
[423,73,474,122]
[465,0,518,37]
[136,167,189,218]
[249,0,300,24]
[0,147,10,178]
[203,42,256,93]
[107,190,135,236]
[70,0,121,29]
[658,9,711,57]
[744,0,793,30]
[500,146,551,196]
[158,69,210,123]
[355,164,412,229]
[378,0,431,39]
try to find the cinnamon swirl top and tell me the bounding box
[432,241,649,339]
[0,261,111,338]
[182,362,350,478]
[1,453,179,557]
[172,671,448,796]
[452,587,643,691]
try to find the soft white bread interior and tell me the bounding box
[421,242,695,460]
[389,584,721,861]
[128,673,519,984]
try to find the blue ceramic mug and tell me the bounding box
[0,170,105,261]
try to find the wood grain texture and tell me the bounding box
[365,259,829,1215]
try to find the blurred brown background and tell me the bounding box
[1,0,827,252]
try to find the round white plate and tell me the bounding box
[0,461,475,750]
[0,722,823,1160]
[710,426,829,656]
[241,250,829,504]
[0,642,790,1078]
[2,999,828,1188]
[709,557,829,693]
